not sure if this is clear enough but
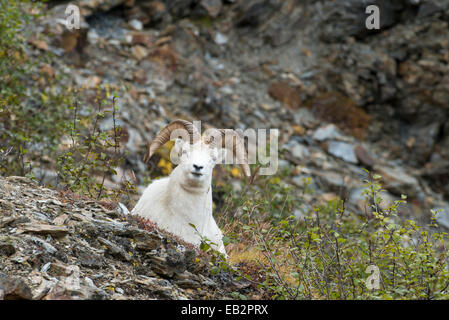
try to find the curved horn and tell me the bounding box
[204,129,251,180]
[144,119,200,163]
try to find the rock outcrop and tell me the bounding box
[0,176,250,300]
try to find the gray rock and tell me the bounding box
[115,287,124,294]
[130,228,162,251]
[0,216,17,229]
[278,159,292,168]
[116,203,130,216]
[80,218,127,236]
[214,32,228,45]
[291,142,310,160]
[319,0,404,42]
[98,237,131,262]
[327,141,358,164]
[44,276,107,300]
[87,29,100,45]
[134,276,176,299]
[148,250,186,278]
[31,275,57,300]
[73,246,104,269]
[417,1,445,17]
[293,108,319,129]
[315,171,349,193]
[374,165,420,197]
[20,224,69,238]
[407,122,441,165]
[174,271,201,289]
[128,19,143,31]
[284,140,310,161]
[313,124,345,142]
[29,236,57,255]
[420,160,449,199]
[199,0,223,18]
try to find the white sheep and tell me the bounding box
[132,120,250,255]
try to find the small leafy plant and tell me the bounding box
[217,171,449,300]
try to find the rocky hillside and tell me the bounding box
[22,0,449,226]
[2,0,449,300]
[0,176,251,300]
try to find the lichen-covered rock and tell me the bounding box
[0,276,33,300]
[0,176,248,300]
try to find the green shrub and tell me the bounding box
[217,171,449,300]
[56,95,136,203]
[0,1,136,203]
[0,0,70,177]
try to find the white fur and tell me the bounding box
[132,140,227,255]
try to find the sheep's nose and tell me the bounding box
[193,164,203,171]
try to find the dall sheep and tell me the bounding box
[132,120,250,255]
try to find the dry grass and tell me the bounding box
[221,217,299,290]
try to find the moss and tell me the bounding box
[190,16,214,29]
[268,81,302,109]
[305,92,371,139]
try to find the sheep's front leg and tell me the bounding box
[205,218,226,255]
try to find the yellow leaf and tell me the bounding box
[41,93,48,103]
[104,83,110,98]
[269,177,280,184]
[230,167,240,178]
[158,158,172,175]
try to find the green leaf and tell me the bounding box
[222,236,231,246]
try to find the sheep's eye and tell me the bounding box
[181,149,187,155]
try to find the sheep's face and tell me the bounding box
[172,139,226,188]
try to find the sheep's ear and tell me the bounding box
[173,138,185,154]
[170,138,185,164]
[215,148,227,164]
